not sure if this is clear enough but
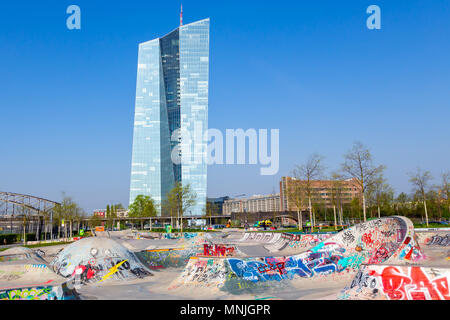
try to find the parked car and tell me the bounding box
[253,220,273,228]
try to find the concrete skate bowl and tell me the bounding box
[50,237,152,286]
[0,282,78,300]
[136,232,211,247]
[0,247,38,262]
[338,265,450,300]
[413,230,450,264]
[0,248,79,300]
[265,233,334,253]
[415,230,450,247]
[172,232,212,247]
[234,232,334,254]
[168,216,424,296]
[0,247,52,283]
[136,242,239,271]
[132,232,215,270]
[136,247,202,270]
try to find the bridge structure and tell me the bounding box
[0,192,60,236]
[0,191,60,216]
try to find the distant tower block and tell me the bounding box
[129,18,210,216]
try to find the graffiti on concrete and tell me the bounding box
[98,259,129,283]
[427,234,450,247]
[68,258,150,287]
[0,283,78,300]
[392,236,424,262]
[372,266,449,300]
[340,265,450,300]
[170,217,426,294]
[227,243,347,283]
[342,231,355,245]
[0,286,55,300]
[241,233,280,243]
[286,234,332,249]
[51,238,152,288]
[158,232,199,240]
[0,254,30,262]
[137,247,200,269]
[169,258,228,289]
[203,244,235,257]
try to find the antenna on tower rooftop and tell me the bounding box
[180,4,183,26]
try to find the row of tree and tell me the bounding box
[13,193,88,242]
[288,141,449,230]
[128,182,197,232]
[16,195,129,242]
[24,182,198,240]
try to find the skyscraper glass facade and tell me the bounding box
[130,18,209,217]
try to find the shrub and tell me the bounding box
[0,234,19,245]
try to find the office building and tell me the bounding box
[129,17,210,216]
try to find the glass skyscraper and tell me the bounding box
[129,18,209,217]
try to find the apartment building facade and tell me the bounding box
[223,194,281,215]
[280,176,362,212]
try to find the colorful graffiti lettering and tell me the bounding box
[137,247,199,269]
[98,259,128,283]
[369,266,450,300]
[203,244,235,257]
[427,234,450,247]
[0,284,78,300]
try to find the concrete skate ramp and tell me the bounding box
[0,249,79,300]
[338,265,450,300]
[169,217,424,294]
[415,231,450,247]
[138,232,206,241]
[0,282,78,300]
[136,247,202,270]
[50,237,152,284]
[264,233,334,253]
[135,237,239,270]
[132,232,211,249]
[0,247,56,285]
[238,232,283,244]
[0,247,36,262]
[233,232,334,254]
[410,230,450,266]
[0,260,56,284]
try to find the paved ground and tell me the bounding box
[1,222,449,300]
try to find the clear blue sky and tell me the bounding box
[1,1,449,213]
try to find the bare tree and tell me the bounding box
[293,153,325,230]
[367,174,394,218]
[203,202,219,228]
[441,171,450,215]
[287,179,307,231]
[341,142,385,222]
[166,182,197,233]
[330,172,345,229]
[409,168,433,226]
[53,194,82,240]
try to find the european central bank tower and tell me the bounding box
[129,18,209,216]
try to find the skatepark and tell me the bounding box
[0,216,449,300]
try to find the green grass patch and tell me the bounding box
[138,228,219,233]
[23,241,74,248]
[244,227,341,233]
[0,241,75,251]
[414,223,449,228]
